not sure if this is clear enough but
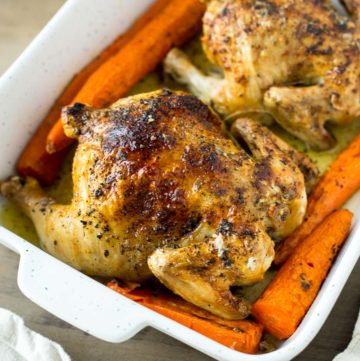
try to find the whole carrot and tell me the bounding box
[46,0,206,154]
[275,133,360,265]
[108,280,263,354]
[16,0,174,185]
[252,209,353,340]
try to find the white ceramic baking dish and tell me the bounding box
[0,0,359,360]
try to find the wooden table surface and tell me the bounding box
[0,1,359,360]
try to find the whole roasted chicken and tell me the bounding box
[1,90,317,319]
[165,0,360,150]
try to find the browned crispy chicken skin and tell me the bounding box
[1,90,317,319]
[165,0,360,150]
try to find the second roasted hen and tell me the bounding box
[0,90,317,319]
[165,0,360,150]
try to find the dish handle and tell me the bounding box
[0,226,147,343]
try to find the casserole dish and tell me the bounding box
[0,0,359,359]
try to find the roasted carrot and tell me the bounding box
[46,0,206,154]
[275,133,360,265]
[108,280,263,354]
[252,209,353,340]
[15,0,173,185]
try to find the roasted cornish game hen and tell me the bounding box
[165,0,360,150]
[0,90,318,319]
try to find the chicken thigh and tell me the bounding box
[1,90,317,319]
[165,0,360,150]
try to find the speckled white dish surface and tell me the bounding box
[0,1,359,360]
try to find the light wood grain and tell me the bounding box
[0,1,359,360]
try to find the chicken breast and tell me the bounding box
[165,0,360,150]
[0,90,317,319]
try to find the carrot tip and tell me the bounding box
[45,142,57,154]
